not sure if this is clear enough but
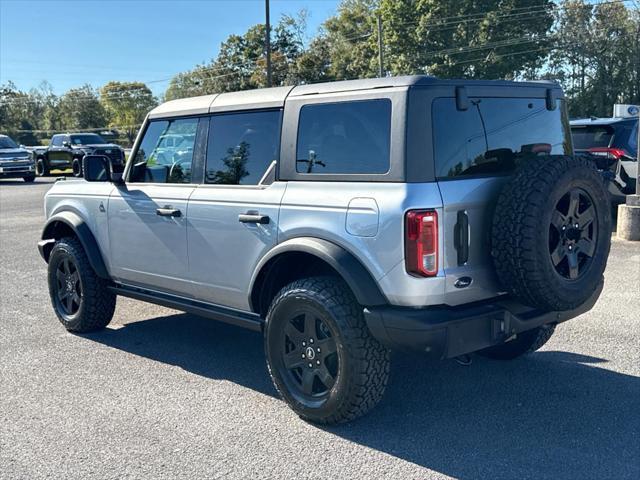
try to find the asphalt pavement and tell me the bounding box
[1,177,639,480]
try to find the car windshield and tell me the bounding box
[70,134,106,145]
[0,136,19,149]
[570,125,614,150]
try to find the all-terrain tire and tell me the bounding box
[23,174,36,183]
[492,155,611,311]
[36,158,50,177]
[265,276,390,424]
[478,324,556,360]
[47,237,116,332]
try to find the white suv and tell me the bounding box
[39,76,612,423]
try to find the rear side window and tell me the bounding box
[296,99,391,174]
[205,110,281,185]
[571,125,614,150]
[433,97,572,178]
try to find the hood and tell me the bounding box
[72,143,122,150]
[0,147,31,156]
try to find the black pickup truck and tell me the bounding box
[34,133,124,177]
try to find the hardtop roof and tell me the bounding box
[148,75,561,119]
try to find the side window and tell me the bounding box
[205,110,281,185]
[296,99,391,174]
[129,117,198,183]
[51,135,62,147]
[626,122,638,156]
[433,97,572,178]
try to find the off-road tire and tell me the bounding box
[47,237,116,332]
[265,276,390,424]
[72,158,83,177]
[492,155,611,311]
[478,324,556,360]
[23,174,36,183]
[36,158,50,177]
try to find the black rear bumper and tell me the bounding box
[364,281,603,358]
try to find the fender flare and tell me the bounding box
[249,237,388,310]
[40,211,109,279]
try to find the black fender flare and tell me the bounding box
[249,237,388,310]
[39,211,109,279]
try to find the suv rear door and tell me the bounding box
[186,109,285,311]
[432,91,572,305]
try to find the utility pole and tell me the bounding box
[265,0,272,88]
[377,15,384,78]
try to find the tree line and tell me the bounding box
[1,0,638,146]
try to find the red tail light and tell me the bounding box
[588,147,629,159]
[405,210,438,277]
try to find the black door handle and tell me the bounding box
[156,206,181,217]
[238,211,269,224]
[454,210,469,265]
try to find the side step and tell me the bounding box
[109,284,263,332]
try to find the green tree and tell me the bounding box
[57,85,107,132]
[100,81,157,144]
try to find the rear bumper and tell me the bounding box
[364,281,603,358]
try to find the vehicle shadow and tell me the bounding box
[84,313,640,480]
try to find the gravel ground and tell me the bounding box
[1,178,639,480]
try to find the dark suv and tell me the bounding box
[571,115,638,202]
[35,133,124,178]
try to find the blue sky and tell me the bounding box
[0,0,339,96]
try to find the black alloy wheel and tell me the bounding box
[53,256,83,317]
[549,187,597,280]
[279,307,339,401]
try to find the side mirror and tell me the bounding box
[83,155,117,182]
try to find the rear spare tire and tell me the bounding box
[492,155,611,311]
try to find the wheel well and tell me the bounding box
[251,252,341,318]
[41,221,77,261]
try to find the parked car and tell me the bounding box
[38,76,612,424]
[0,134,36,182]
[571,105,638,202]
[34,133,125,177]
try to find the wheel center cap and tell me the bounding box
[305,346,316,360]
[66,279,74,291]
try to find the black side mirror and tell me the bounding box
[83,155,114,182]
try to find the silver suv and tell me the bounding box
[39,76,612,424]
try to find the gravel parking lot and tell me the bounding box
[1,178,639,480]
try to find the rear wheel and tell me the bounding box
[23,174,36,183]
[36,158,50,177]
[478,324,556,360]
[265,276,390,424]
[47,237,116,332]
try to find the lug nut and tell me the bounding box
[562,225,566,231]
[316,360,321,365]
[302,353,306,359]
[302,342,306,347]
[317,348,321,353]
[308,363,313,368]
[309,339,314,344]
[574,223,579,228]
[568,245,573,250]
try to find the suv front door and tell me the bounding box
[108,117,204,297]
[187,109,285,311]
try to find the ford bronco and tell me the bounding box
[38,76,612,424]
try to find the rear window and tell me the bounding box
[433,97,572,178]
[296,99,391,174]
[571,125,614,150]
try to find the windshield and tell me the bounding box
[70,134,106,145]
[0,136,19,149]
[570,125,614,150]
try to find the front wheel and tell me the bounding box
[23,174,36,183]
[47,237,116,332]
[265,276,390,424]
[72,158,83,177]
